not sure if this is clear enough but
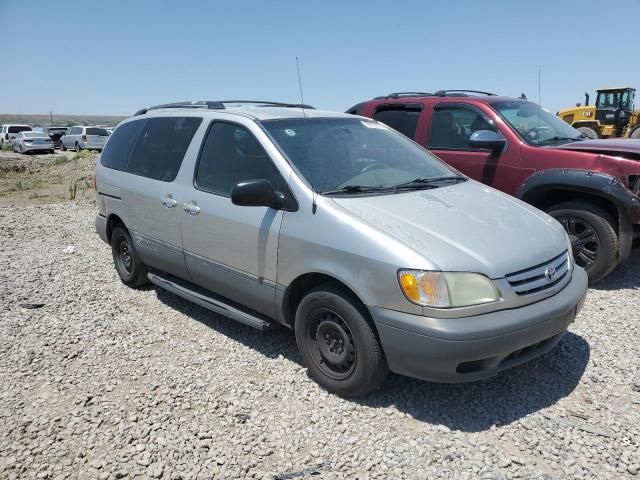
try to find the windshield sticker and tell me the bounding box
[361,121,386,129]
[284,129,296,137]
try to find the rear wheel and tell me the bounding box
[630,125,640,139]
[576,126,599,139]
[547,201,619,283]
[295,285,388,397]
[74,142,80,152]
[61,142,67,151]
[111,225,149,287]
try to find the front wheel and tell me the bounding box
[111,225,149,287]
[576,126,599,139]
[295,286,388,397]
[548,201,619,283]
[61,142,67,151]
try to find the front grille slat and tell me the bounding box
[506,251,570,296]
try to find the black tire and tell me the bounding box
[295,285,388,397]
[576,126,599,139]
[111,225,149,287]
[61,142,67,151]
[630,125,640,139]
[75,142,81,153]
[547,201,619,283]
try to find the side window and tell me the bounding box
[127,117,202,182]
[427,106,497,150]
[195,122,284,196]
[373,105,421,138]
[100,119,147,171]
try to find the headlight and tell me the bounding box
[398,270,501,308]
[565,232,574,272]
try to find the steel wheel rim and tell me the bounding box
[117,238,133,274]
[306,309,356,380]
[558,215,600,270]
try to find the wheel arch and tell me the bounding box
[279,272,373,331]
[517,169,637,261]
[106,213,126,243]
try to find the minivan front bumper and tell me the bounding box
[370,266,588,383]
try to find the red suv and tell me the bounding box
[350,90,640,283]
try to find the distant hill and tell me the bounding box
[0,113,127,128]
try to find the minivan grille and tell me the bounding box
[506,251,570,296]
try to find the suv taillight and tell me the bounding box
[82,134,87,141]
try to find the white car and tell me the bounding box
[11,131,55,154]
[1,124,32,149]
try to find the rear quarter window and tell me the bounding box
[126,117,202,182]
[100,120,147,171]
[86,127,109,136]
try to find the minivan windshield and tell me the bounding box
[492,101,585,146]
[261,118,459,194]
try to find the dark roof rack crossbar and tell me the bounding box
[374,92,434,99]
[134,100,315,116]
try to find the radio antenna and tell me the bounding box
[297,57,317,214]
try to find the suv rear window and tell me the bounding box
[373,106,421,139]
[86,128,109,136]
[127,117,202,182]
[8,126,32,134]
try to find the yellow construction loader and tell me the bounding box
[557,87,640,139]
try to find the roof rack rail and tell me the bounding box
[434,90,497,97]
[220,100,315,109]
[374,92,434,99]
[134,100,315,116]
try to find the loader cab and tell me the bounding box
[594,87,635,135]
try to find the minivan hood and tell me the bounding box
[331,180,567,279]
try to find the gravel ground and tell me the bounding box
[1,203,639,480]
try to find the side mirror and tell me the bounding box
[231,179,279,208]
[469,130,506,155]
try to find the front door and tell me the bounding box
[426,104,506,186]
[180,120,286,318]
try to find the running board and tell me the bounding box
[147,272,272,331]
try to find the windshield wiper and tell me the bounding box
[321,185,388,195]
[391,175,467,190]
[538,136,585,145]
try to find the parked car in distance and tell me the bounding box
[11,131,55,154]
[95,100,588,397]
[1,124,32,149]
[60,126,110,152]
[349,90,640,283]
[34,126,69,149]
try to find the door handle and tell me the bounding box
[183,202,200,215]
[162,196,178,208]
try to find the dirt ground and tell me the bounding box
[0,148,97,207]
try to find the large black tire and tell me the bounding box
[111,225,149,287]
[295,285,388,397]
[74,142,81,153]
[548,201,619,283]
[576,126,599,139]
[630,125,640,139]
[61,142,67,151]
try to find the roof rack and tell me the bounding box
[374,92,434,99]
[134,100,315,116]
[434,90,497,97]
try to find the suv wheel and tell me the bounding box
[111,225,149,287]
[548,201,618,283]
[295,285,388,397]
[75,142,80,152]
[61,142,67,151]
[576,126,599,139]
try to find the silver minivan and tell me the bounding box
[95,101,588,396]
[61,125,109,152]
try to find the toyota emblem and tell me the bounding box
[545,267,557,282]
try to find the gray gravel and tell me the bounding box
[1,203,639,479]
